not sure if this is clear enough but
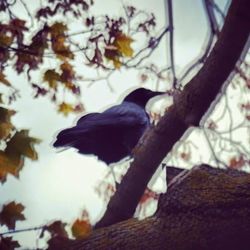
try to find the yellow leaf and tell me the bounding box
[5,130,41,161]
[58,102,74,116]
[0,71,11,86]
[43,69,61,89]
[114,33,134,57]
[71,219,91,239]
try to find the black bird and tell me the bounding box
[53,88,164,164]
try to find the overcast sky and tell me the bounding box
[0,0,230,248]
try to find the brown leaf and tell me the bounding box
[0,201,25,230]
[0,150,23,180]
[5,130,41,161]
[0,236,20,250]
[0,34,13,47]
[41,220,68,239]
[43,69,61,89]
[0,107,15,140]
[50,22,68,36]
[229,156,245,169]
[0,122,13,140]
[0,71,11,86]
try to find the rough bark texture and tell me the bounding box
[95,0,250,229]
[49,165,250,250]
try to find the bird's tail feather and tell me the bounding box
[53,127,86,148]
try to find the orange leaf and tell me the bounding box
[71,219,91,239]
[0,201,25,230]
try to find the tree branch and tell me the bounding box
[49,165,250,250]
[95,0,250,229]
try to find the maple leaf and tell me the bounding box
[58,102,74,116]
[0,71,11,86]
[114,33,134,57]
[5,130,41,161]
[0,107,15,140]
[0,201,25,230]
[50,22,73,60]
[71,219,91,239]
[0,150,23,180]
[40,220,68,239]
[0,236,20,250]
[43,69,61,89]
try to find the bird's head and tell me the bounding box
[123,88,165,107]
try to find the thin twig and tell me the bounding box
[165,0,177,88]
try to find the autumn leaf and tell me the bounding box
[71,219,91,239]
[114,33,134,57]
[0,201,25,230]
[229,156,245,169]
[0,107,16,140]
[43,69,61,89]
[0,34,13,47]
[104,45,121,69]
[0,71,11,86]
[50,23,73,59]
[50,22,68,36]
[40,220,68,239]
[5,130,41,161]
[58,102,74,116]
[0,236,20,250]
[60,61,75,85]
[0,122,13,140]
[0,150,23,180]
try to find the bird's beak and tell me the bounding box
[148,90,165,99]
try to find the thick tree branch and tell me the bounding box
[49,165,250,249]
[95,0,250,229]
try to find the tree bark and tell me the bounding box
[48,165,250,250]
[95,0,250,228]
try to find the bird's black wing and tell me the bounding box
[53,102,149,148]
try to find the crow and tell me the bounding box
[53,88,164,165]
